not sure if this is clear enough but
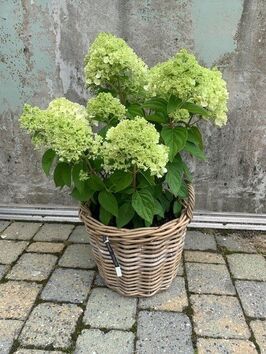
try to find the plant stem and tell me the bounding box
[86,159,96,175]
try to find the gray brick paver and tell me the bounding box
[216,234,257,253]
[58,244,96,269]
[250,320,266,353]
[74,329,134,354]
[0,240,28,264]
[0,281,41,319]
[0,222,41,240]
[34,223,74,242]
[94,273,106,286]
[191,294,250,338]
[0,221,10,234]
[136,311,193,354]
[197,338,257,354]
[14,350,64,354]
[83,287,137,329]
[0,264,9,280]
[186,263,235,294]
[41,268,94,303]
[184,231,217,250]
[138,276,188,311]
[0,320,24,354]
[227,253,266,281]
[27,242,65,253]
[184,250,225,263]
[19,303,82,348]
[236,280,266,318]
[6,253,57,281]
[68,225,90,243]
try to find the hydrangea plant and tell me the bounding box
[20,32,228,228]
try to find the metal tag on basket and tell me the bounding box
[103,236,122,277]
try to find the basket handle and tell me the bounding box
[185,183,195,221]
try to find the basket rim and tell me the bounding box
[79,183,195,238]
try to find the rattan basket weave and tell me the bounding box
[79,184,195,297]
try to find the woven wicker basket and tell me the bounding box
[79,184,195,297]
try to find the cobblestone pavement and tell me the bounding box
[0,221,265,354]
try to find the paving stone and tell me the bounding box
[136,311,193,354]
[216,234,257,253]
[197,338,257,354]
[74,329,134,354]
[68,225,90,243]
[19,303,82,348]
[14,351,64,354]
[41,268,94,303]
[83,287,137,329]
[184,231,217,251]
[0,221,10,233]
[191,294,250,338]
[94,273,106,286]
[27,242,65,254]
[34,223,74,242]
[138,276,188,311]
[0,281,41,319]
[176,260,184,275]
[0,265,9,280]
[7,253,57,281]
[58,244,96,269]
[227,254,266,281]
[186,263,235,295]
[235,280,266,318]
[250,320,266,353]
[1,222,41,240]
[0,320,24,354]
[184,251,225,264]
[0,240,28,264]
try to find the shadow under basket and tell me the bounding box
[79,184,195,297]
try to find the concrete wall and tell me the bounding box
[0,0,265,213]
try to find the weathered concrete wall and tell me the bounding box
[0,0,265,212]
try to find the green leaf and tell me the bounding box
[173,200,182,216]
[42,149,56,176]
[54,162,72,188]
[161,126,188,161]
[181,102,210,117]
[146,113,167,124]
[132,215,145,228]
[188,126,204,150]
[181,161,193,182]
[98,190,118,217]
[177,180,189,198]
[72,162,85,193]
[70,185,94,202]
[123,187,135,194]
[142,98,167,114]
[154,199,164,218]
[87,175,105,191]
[98,126,109,138]
[132,189,155,224]
[127,103,144,118]
[156,193,171,213]
[99,206,112,225]
[137,171,155,188]
[106,171,133,192]
[116,202,135,228]
[183,141,206,160]
[165,159,183,196]
[167,95,182,114]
